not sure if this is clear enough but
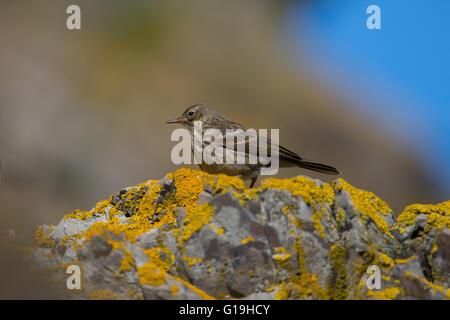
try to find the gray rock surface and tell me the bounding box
[26,169,450,299]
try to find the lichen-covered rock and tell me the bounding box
[26,168,450,300]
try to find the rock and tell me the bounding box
[141,277,205,300]
[430,228,450,287]
[416,214,428,229]
[136,228,161,250]
[25,168,450,300]
[49,216,107,243]
[89,235,113,258]
[243,291,277,300]
[197,191,213,205]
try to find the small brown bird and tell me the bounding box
[167,104,339,187]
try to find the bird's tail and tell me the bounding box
[296,159,340,175]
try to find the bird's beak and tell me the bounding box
[166,116,188,124]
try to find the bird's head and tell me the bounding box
[166,104,218,129]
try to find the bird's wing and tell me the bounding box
[205,125,339,174]
[211,129,301,165]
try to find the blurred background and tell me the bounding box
[0,0,448,298]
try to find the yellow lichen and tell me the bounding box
[168,168,207,208]
[274,235,328,300]
[394,200,450,234]
[376,252,395,270]
[207,173,246,195]
[327,244,348,300]
[138,262,167,286]
[265,284,277,292]
[241,236,254,244]
[260,176,335,240]
[334,179,394,239]
[275,273,328,300]
[64,209,93,221]
[179,203,215,245]
[118,243,135,272]
[274,283,289,300]
[144,247,174,271]
[182,256,203,267]
[34,226,55,248]
[64,200,110,221]
[171,284,179,296]
[282,205,292,215]
[88,289,118,300]
[394,255,417,265]
[273,247,291,262]
[367,287,402,300]
[128,289,144,300]
[208,223,224,235]
[336,209,346,227]
[169,275,215,300]
[404,271,450,299]
[262,176,335,206]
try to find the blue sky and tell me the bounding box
[286,0,450,196]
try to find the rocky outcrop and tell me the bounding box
[27,168,450,299]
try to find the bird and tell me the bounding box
[167,104,339,188]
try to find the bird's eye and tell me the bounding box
[188,111,194,116]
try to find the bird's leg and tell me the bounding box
[250,177,257,188]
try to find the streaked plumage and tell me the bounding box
[167,104,339,187]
